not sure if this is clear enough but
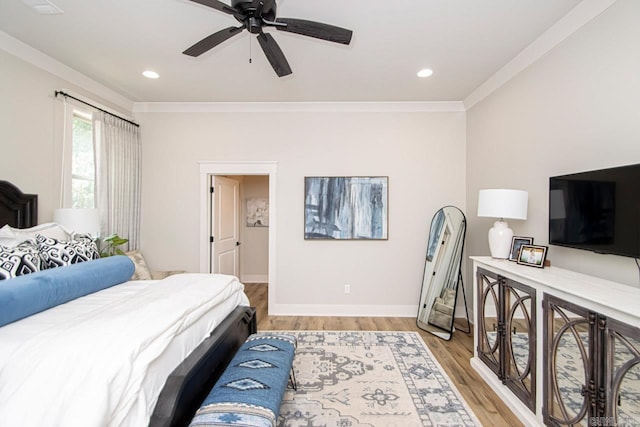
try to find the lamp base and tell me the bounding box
[488,220,513,259]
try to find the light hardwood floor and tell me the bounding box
[243,283,523,427]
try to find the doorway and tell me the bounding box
[199,161,277,313]
[236,175,269,283]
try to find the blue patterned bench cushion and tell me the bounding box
[189,333,297,427]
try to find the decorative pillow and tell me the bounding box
[0,255,135,327]
[0,225,17,247]
[0,240,43,280]
[125,250,153,280]
[36,234,100,269]
[1,223,71,247]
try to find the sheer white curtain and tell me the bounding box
[94,112,142,250]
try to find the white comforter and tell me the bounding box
[0,273,249,427]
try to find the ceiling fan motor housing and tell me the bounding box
[248,17,262,33]
[232,0,276,20]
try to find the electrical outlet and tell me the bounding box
[344,284,351,294]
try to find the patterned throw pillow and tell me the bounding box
[124,250,153,280]
[0,240,43,280]
[36,234,100,269]
[1,223,71,247]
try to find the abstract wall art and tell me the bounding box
[304,176,388,240]
[246,198,269,227]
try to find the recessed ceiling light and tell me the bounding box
[143,70,160,79]
[21,0,63,14]
[417,68,434,78]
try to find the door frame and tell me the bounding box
[199,161,277,312]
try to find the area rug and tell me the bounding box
[276,331,481,427]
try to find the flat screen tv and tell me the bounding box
[549,163,640,258]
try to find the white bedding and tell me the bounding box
[0,273,249,427]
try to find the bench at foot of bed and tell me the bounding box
[189,333,296,427]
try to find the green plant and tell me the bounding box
[100,234,129,257]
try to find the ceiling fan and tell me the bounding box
[183,0,353,77]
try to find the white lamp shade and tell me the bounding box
[54,208,100,236]
[477,189,528,259]
[477,189,528,220]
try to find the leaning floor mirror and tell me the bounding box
[417,206,469,340]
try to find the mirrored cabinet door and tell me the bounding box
[477,268,502,378]
[503,278,536,411]
[606,318,640,425]
[543,296,594,427]
[477,268,537,411]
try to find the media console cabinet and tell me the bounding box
[470,256,640,426]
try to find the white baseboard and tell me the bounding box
[241,274,268,283]
[269,303,418,317]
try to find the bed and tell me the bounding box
[0,180,256,427]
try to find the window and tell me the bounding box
[70,110,95,208]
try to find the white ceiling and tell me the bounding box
[0,0,584,103]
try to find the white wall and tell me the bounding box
[466,0,640,297]
[0,50,131,223]
[240,174,269,282]
[137,110,467,315]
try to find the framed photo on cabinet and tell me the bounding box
[509,236,533,262]
[517,244,548,268]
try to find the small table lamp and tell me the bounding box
[477,189,528,259]
[54,208,100,237]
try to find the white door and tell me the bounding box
[211,176,240,275]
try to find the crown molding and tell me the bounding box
[464,0,618,110]
[132,101,466,114]
[0,30,134,112]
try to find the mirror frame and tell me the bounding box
[416,206,467,340]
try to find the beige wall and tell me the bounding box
[0,50,131,223]
[137,110,467,315]
[1,49,68,222]
[466,0,640,299]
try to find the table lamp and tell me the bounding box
[54,208,100,237]
[477,189,528,259]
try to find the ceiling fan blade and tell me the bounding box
[275,18,353,45]
[187,0,243,19]
[257,33,292,77]
[183,26,244,57]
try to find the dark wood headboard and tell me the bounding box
[0,181,38,228]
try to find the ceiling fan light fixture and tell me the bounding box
[417,68,434,78]
[143,70,160,79]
